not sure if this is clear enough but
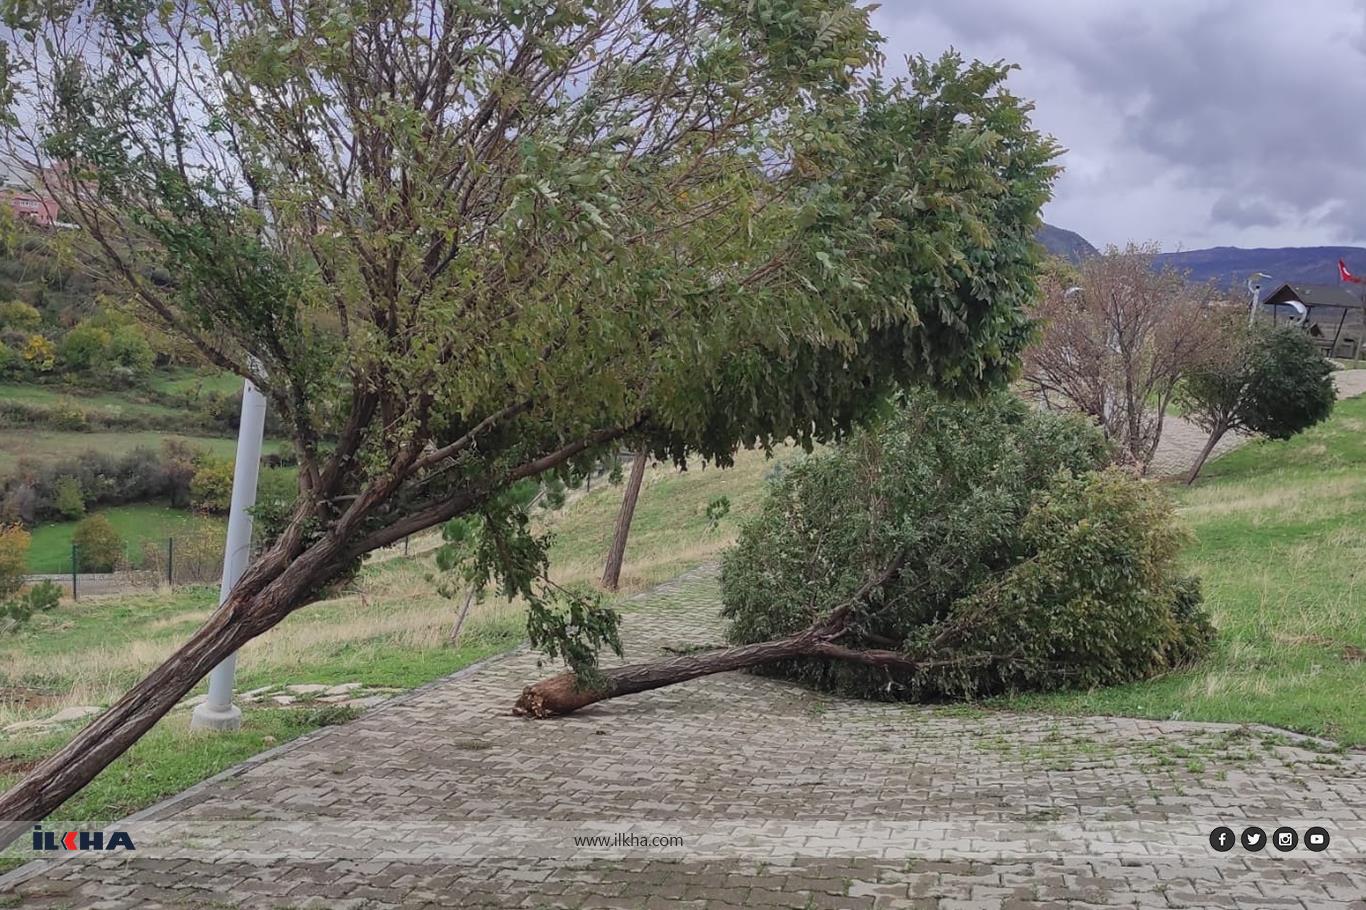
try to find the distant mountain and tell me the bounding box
[1036,223,1366,289]
[1151,246,1366,289]
[1036,223,1098,263]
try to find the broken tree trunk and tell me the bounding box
[600,447,648,591]
[514,558,915,718]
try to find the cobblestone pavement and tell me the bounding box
[1149,368,1366,476]
[4,567,1364,909]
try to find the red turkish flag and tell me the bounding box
[1340,259,1363,283]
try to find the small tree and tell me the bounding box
[0,525,61,634]
[58,322,112,372]
[1023,246,1227,471]
[52,475,85,520]
[190,457,235,514]
[1178,323,1336,484]
[72,514,125,573]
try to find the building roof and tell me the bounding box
[1260,282,1366,310]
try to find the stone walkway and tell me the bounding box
[1149,367,1366,476]
[3,567,1364,909]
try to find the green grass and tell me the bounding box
[1001,394,1366,745]
[145,368,245,399]
[25,504,226,574]
[0,381,182,421]
[0,430,250,475]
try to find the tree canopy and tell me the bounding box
[0,0,1057,837]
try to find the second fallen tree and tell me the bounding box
[515,392,1217,719]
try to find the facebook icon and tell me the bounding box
[1209,826,1235,852]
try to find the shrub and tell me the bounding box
[191,457,235,513]
[72,513,125,572]
[49,396,88,430]
[0,523,30,599]
[0,300,41,330]
[59,322,112,371]
[21,333,55,371]
[105,324,155,374]
[721,391,1211,701]
[0,341,17,375]
[53,474,85,520]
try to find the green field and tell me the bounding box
[1004,394,1366,744]
[0,430,239,475]
[0,381,182,421]
[146,368,246,399]
[25,504,227,574]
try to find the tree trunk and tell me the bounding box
[600,447,648,592]
[1185,424,1227,485]
[0,541,332,849]
[448,587,477,646]
[511,632,933,718]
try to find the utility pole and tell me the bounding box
[190,372,268,732]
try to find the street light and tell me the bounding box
[190,370,268,732]
[1246,272,1271,325]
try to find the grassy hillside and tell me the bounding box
[1006,394,1366,744]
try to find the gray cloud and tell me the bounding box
[871,0,1366,249]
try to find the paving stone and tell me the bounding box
[1,564,1362,909]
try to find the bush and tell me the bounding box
[0,523,30,599]
[49,396,88,430]
[721,391,1211,701]
[191,457,235,513]
[72,513,125,572]
[0,300,41,330]
[58,322,112,372]
[53,474,85,519]
[21,333,55,371]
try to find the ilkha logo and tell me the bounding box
[31,825,135,852]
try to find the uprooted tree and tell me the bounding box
[514,391,1214,717]
[0,0,1056,840]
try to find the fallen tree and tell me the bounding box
[516,393,1214,717]
[0,0,1057,841]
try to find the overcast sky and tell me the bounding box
[871,1,1366,251]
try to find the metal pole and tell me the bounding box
[167,536,174,587]
[190,373,268,732]
[71,543,77,601]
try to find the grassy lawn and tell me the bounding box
[25,504,226,574]
[1002,394,1366,745]
[0,445,791,856]
[0,381,183,422]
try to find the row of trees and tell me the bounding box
[1023,247,1334,483]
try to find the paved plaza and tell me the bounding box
[2,566,1364,909]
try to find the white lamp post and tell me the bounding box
[1247,272,1271,325]
[190,372,268,732]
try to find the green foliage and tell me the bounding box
[1179,323,1336,441]
[190,457,235,514]
[52,474,85,520]
[72,512,125,572]
[0,524,28,599]
[105,324,155,375]
[0,341,15,376]
[0,300,40,329]
[58,322,112,372]
[0,580,61,633]
[721,390,1210,701]
[704,496,731,532]
[49,396,87,430]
